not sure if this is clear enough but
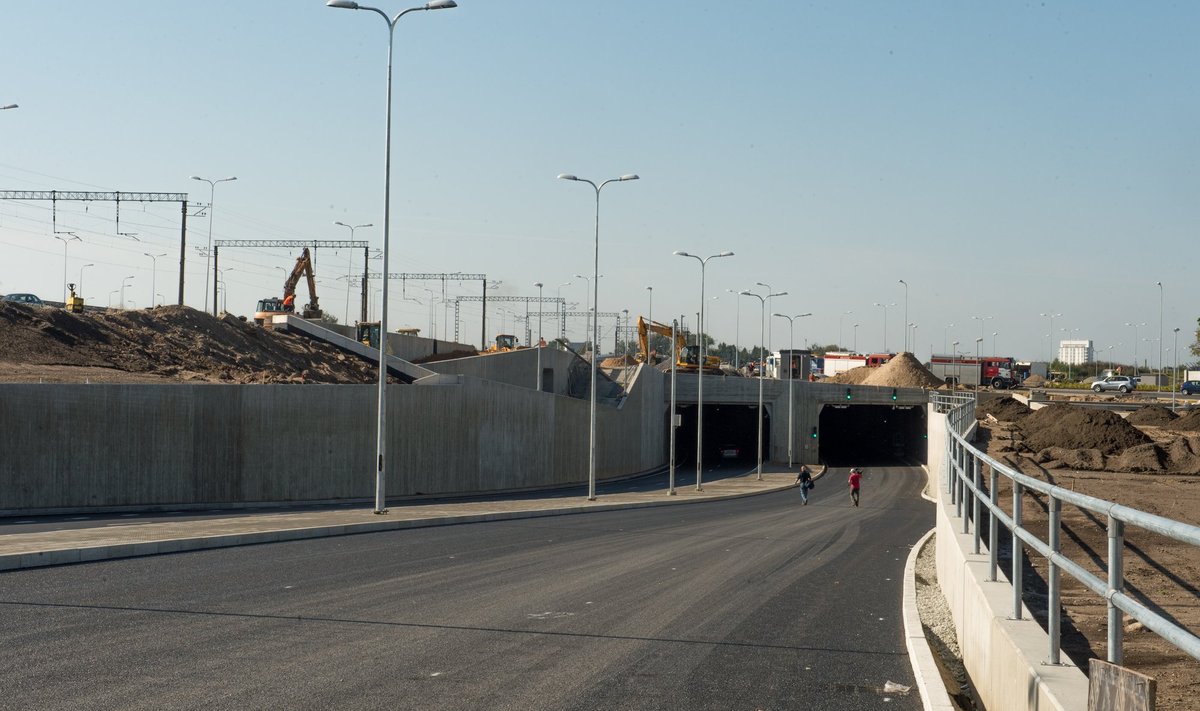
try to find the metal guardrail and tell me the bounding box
[930,392,1200,666]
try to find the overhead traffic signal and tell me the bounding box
[845,388,852,401]
[811,426,818,439]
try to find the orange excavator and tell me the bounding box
[636,316,721,373]
[254,247,322,326]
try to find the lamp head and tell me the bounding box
[557,173,578,181]
[739,290,752,296]
[672,250,690,257]
[189,175,203,181]
[426,0,457,8]
[534,282,543,288]
[326,0,359,8]
[618,174,639,181]
[715,251,734,257]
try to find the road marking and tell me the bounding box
[12,520,36,524]
[69,517,91,521]
[120,513,140,518]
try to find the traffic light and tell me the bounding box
[811,426,818,439]
[891,388,898,401]
[845,387,852,401]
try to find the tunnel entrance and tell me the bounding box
[673,404,769,467]
[818,404,926,467]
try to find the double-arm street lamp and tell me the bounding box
[335,221,372,324]
[534,281,544,390]
[190,175,237,316]
[898,279,908,352]
[328,0,458,515]
[741,288,788,480]
[144,252,166,309]
[1156,281,1163,379]
[53,233,81,303]
[558,173,639,501]
[873,302,894,352]
[773,311,812,468]
[675,250,734,491]
[119,276,135,310]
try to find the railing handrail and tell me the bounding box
[929,391,1200,666]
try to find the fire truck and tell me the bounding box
[928,354,1019,389]
[822,351,894,377]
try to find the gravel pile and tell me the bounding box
[1125,405,1179,426]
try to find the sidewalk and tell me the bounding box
[0,471,801,572]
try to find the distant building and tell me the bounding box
[1058,339,1094,365]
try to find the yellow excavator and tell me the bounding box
[254,247,322,326]
[483,334,523,353]
[636,316,721,373]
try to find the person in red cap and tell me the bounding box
[848,467,863,507]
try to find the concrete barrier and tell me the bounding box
[927,407,1089,711]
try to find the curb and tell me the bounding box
[903,528,956,711]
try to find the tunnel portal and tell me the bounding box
[818,404,927,467]
[673,404,769,467]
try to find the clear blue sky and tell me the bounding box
[2,1,1197,367]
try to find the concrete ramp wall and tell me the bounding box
[0,366,665,513]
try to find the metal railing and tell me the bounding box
[931,392,1200,666]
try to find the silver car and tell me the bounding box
[1092,375,1137,393]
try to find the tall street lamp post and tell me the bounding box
[144,252,166,309]
[726,289,743,369]
[853,323,859,352]
[335,221,372,324]
[774,311,812,467]
[1156,281,1163,379]
[190,175,237,315]
[534,281,544,391]
[1039,312,1061,362]
[741,288,787,480]
[971,314,992,344]
[872,302,893,351]
[1125,322,1145,375]
[558,172,639,501]
[645,285,653,356]
[572,273,604,347]
[755,281,778,355]
[328,0,458,515]
[675,250,734,491]
[53,233,81,303]
[1173,327,1180,410]
[898,279,908,352]
[119,276,135,311]
[79,263,94,302]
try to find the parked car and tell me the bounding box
[718,444,741,459]
[1181,380,1200,395]
[2,293,43,305]
[1092,375,1137,393]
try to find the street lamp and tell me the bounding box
[53,233,81,303]
[676,250,734,490]
[558,172,639,501]
[534,281,544,390]
[0,104,17,110]
[774,312,812,468]
[952,340,961,386]
[108,290,119,308]
[335,221,373,324]
[872,302,894,351]
[1125,322,1146,375]
[726,289,744,369]
[190,175,237,316]
[740,288,787,481]
[644,285,654,357]
[1173,327,1180,410]
[79,263,94,302]
[755,281,779,354]
[329,0,458,515]
[853,323,859,352]
[898,279,908,352]
[572,273,604,347]
[992,331,998,354]
[144,252,166,309]
[1156,281,1163,379]
[1039,312,1061,362]
[971,314,992,343]
[119,276,135,311]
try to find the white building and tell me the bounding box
[1058,339,1094,365]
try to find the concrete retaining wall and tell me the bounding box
[0,365,665,513]
[927,407,1089,711]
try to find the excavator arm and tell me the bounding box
[280,248,321,318]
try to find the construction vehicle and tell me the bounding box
[357,323,420,349]
[636,316,721,373]
[64,283,84,313]
[253,247,322,326]
[483,334,523,353]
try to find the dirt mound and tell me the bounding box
[1165,408,1200,432]
[1018,403,1152,456]
[0,302,381,384]
[1125,405,1179,426]
[1023,374,1047,388]
[1034,447,1106,470]
[977,396,1032,422]
[600,354,639,368]
[862,352,945,388]
[825,366,872,384]
[1107,443,1168,473]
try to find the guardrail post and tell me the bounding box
[988,466,999,582]
[972,457,982,553]
[1107,516,1124,664]
[1047,496,1061,665]
[962,449,971,535]
[955,441,964,517]
[1012,481,1024,620]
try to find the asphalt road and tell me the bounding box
[0,466,932,710]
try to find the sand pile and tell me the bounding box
[1165,409,1200,432]
[0,302,381,384]
[600,354,639,368]
[1018,403,1151,456]
[1023,374,1047,388]
[825,366,872,385]
[977,396,1032,422]
[1125,405,1179,426]
[862,352,944,388]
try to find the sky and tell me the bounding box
[2,1,1197,368]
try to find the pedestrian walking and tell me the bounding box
[848,467,862,507]
[796,465,813,505]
